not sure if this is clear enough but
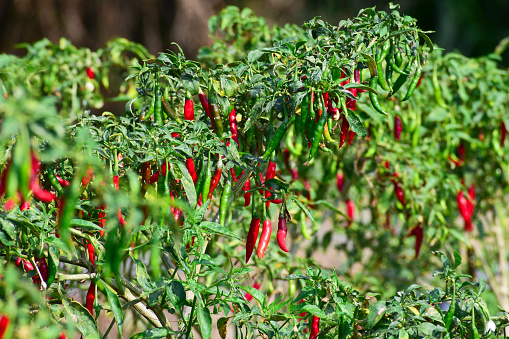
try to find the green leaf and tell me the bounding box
[131,328,173,339]
[248,49,264,63]
[238,285,266,305]
[289,196,315,223]
[176,161,197,207]
[69,218,105,231]
[302,305,327,318]
[62,299,100,339]
[133,258,155,292]
[102,282,124,335]
[197,304,212,339]
[346,110,367,137]
[182,73,200,95]
[367,301,387,330]
[418,32,434,53]
[200,221,241,240]
[452,250,462,269]
[167,280,186,315]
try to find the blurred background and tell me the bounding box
[1,0,508,63]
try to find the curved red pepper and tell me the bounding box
[408,225,423,258]
[276,213,289,252]
[501,121,507,147]
[186,158,198,185]
[0,314,10,339]
[207,168,222,200]
[184,92,195,121]
[229,108,239,147]
[339,116,349,148]
[243,175,251,207]
[309,315,320,339]
[256,216,272,259]
[394,115,402,141]
[245,213,260,263]
[86,282,95,316]
[346,199,355,226]
[336,173,344,193]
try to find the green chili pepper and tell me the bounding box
[387,42,409,75]
[202,153,212,203]
[389,57,414,97]
[161,97,183,123]
[386,64,393,89]
[394,47,403,67]
[432,63,447,108]
[262,114,295,160]
[219,181,232,226]
[210,103,224,137]
[368,76,387,115]
[45,168,64,196]
[444,283,455,331]
[154,76,163,125]
[308,103,328,162]
[286,125,302,156]
[195,156,206,205]
[376,41,391,92]
[470,307,479,339]
[402,60,421,101]
[300,213,311,240]
[301,93,310,135]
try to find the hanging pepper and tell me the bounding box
[408,225,423,258]
[276,212,289,252]
[81,166,95,187]
[369,76,387,115]
[245,209,260,263]
[309,315,320,339]
[184,90,195,121]
[264,161,277,209]
[202,154,212,204]
[210,103,224,137]
[219,182,232,226]
[376,41,391,92]
[336,173,344,193]
[402,60,422,101]
[161,96,183,124]
[0,314,10,339]
[207,165,223,200]
[86,281,95,317]
[87,242,96,265]
[308,107,328,162]
[257,210,272,259]
[346,199,355,226]
[243,173,251,207]
[300,213,311,240]
[391,173,405,206]
[347,131,355,145]
[282,149,298,180]
[339,115,350,148]
[229,107,239,147]
[153,76,163,125]
[186,158,198,185]
[394,115,403,141]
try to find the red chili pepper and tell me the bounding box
[55,174,70,187]
[29,153,56,203]
[38,257,49,282]
[58,332,67,339]
[339,116,349,148]
[391,174,405,206]
[230,167,238,182]
[0,158,12,198]
[98,204,106,236]
[207,167,222,200]
[257,214,272,259]
[186,158,198,184]
[15,257,40,284]
[457,190,471,225]
[183,92,195,121]
[86,281,95,316]
[309,315,320,339]
[0,314,10,339]
[347,130,356,145]
[199,89,216,133]
[416,73,423,88]
[408,225,423,258]
[265,161,277,208]
[276,213,289,252]
[245,282,261,301]
[229,108,239,147]
[173,208,183,225]
[336,173,344,193]
[86,67,95,80]
[243,174,251,207]
[346,199,355,226]
[245,212,260,263]
[394,115,402,141]
[82,166,95,187]
[501,121,507,147]
[87,242,96,265]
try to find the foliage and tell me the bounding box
[0,3,508,339]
